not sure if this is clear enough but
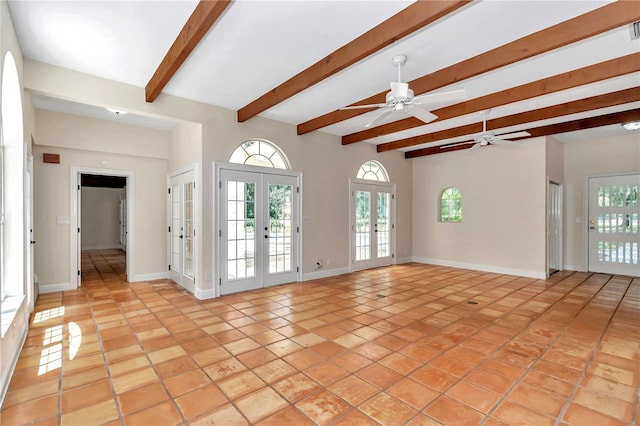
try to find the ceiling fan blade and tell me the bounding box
[412,89,467,107]
[365,108,393,128]
[493,131,531,140]
[406,107,437,124]
[340,103,387,110]
[468,142,482,152]
[390,82,409,99]
[490,139,513,146]
[440,140,474,149]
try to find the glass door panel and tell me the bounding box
[168,170,196,291]
[355,190,371,261]
[264,175,297,286]
[352,182,394,271]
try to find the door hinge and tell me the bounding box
[296,266,299,273]
[193,182,195,189]
[77,270,81,276]
[168,264,171,271]
[168,188,171,194]
[219,181,222,189]
[77,185,80,190]
[219,278,222,285]
[77,227,80,233]
[392,224,395,229]
[296,226,299,233]
[296,187,300,193]
[219,230,222,237]
[392,194,395,200]
[168,226,171,233]
[392,253,395,258]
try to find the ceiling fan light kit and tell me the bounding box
[621,121,640,131]
[341,54,465,128]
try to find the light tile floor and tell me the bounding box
[1,249,639,425]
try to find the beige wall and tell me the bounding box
[412,137,547,278]
[168,121,202,173]
[24,60,413,298]
[546,137,564,184]
[36,109,169,159]
[33,144,168,287]
[81,187,124,250]
[563,132,640,270]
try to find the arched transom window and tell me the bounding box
[229,140,289,169]
[357,160,389,182]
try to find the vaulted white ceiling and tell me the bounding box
[8,0,640,158]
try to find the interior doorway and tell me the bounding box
[71,167,135,288]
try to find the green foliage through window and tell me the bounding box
[441,187,462,222]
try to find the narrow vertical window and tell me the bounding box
[440,187,462,222]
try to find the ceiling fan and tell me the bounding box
[441,110,531,151]
[341,54,466,128]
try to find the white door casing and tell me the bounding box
[587,173,639,276]
[350,180,395,271]
[547,181,562,275]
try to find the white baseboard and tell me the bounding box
[39,282,75,293]
[0,320,28,407]
[195,287,216,300]
[413,257,547,280]
[132,272,169,282]
[302,266,350,281]
[563,264,585,272]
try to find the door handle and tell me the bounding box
[30,240,36,245]
[589,226,595,230]
[180,235,184,239]
[265,235,269,239]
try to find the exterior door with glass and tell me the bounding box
[168,170,196,292]
[352,181,394,271]
[588,174,639,275]
[220,169,299,295]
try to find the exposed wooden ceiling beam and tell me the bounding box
[145,0,232,103]
[342,53,640,145]
[236,1,470,123]
[297,1,639,135]
[406,109,640,158]
[378,87,640,152]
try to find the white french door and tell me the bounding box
[219,168,299,295]
[168,170,196,291]
[351,181,395,271]
[587,174,639,276]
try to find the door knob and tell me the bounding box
[264,235,269,239]
[589,226,595,230]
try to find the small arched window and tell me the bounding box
[357,160,389,182]
[440,187,462,222]
[229,139,289,169]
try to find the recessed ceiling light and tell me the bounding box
[106,108,128,115]
[621,121,640,131]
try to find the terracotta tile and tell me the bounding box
[0,394,58,425]
[465,368,513,394]
[218,370,266,400]
[430,354,474,377]
[573,386,634,422]
[507,383,565,418]
[108,355,150,377]
[310,341,347,358]
[3,378,59,408]
[273,372,321,403]
[61,365,109,391]
[257,406,313,426]
[331,410,380,426]
[175,383,228,420]
[139,335,179,352]
[61,399,119,426]
[481,358,525,380]
[236,387,289,423]
[447,380,500,413]
[284,348,324,370]
[404,413,446,426]
[493,400,555,426]
[153,355,198,379]
[203,357,247,382]
[387,378,439,410]
[588,362,635,387]
[190,403,248,426]
[333,332,368,348]
[192,346,232,367]
[424,395,484,426]
[581,373,636,403]
[253,358,296,384]
[379,352,422,375]
[356,362,402,389]
[332,351,372,373]
[328,375,378,406]
[522,370,576,398]
[295,390,351,425]
[409,365,458,392]
[111,367,158,394]
[304,361,349,386]
[399,344,439,363]
[353,342,392,360]
[359,393,418,426]
[252,330,286,345]
[117,382,169,416]
[122,400,183,426]
[265,339,303,357]
[61,379,113,413]
[237,347,279,369]
[163,368,212,397]
[563,403,628,426]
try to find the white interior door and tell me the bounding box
[352,181,395,271]
[220,168,299,295]
[588,174,639,276]
[547,182,562,275]
[168,170,196,291]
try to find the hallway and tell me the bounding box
[1,251,638,425]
